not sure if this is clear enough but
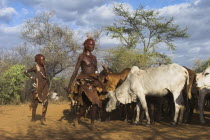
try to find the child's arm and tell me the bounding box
[24,67,36,80]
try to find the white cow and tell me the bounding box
[196,66,210,124]
[106,63,190,125]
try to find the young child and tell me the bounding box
[24,54,49,124]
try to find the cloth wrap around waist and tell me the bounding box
[73,73,102,108]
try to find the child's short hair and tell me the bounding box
[35,54,45,62]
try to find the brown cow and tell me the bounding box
[99,66,132,122]
[103,68,131,92]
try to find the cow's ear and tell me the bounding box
[137,70,143,75]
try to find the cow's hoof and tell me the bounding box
[183,123,189,126]
[178,122,183,125]
[124,119,128,123]
[90,125,95,130]
[184,120,191,124]
[201,120,206,125]
[171,122,176,126]
[145,123,151,127]
[97,118,101,122]
[132,121,140,125]
[105,119,110,123]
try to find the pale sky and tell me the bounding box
[0,0,210,67]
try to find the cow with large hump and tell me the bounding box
[196,66,210,124]
[106,63,191,125]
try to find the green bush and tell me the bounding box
[0,64,27,104]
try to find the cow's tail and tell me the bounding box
[181,68,190,119]
[185,69,192,100]
[184,68,191,100]
[183,67,196,123]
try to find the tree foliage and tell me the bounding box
[0,48,20,73]
[107,4,188,51]
[104,46,172,71]
[193,58,210,73]
[0,64,27,104]
[21,11,79,79]
[105,4,187,70]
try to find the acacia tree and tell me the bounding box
[105,4,188,70]
[104,47,150,71]
[21,11,79,80]
[193,58,210,73]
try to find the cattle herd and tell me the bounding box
[68,63,210,127]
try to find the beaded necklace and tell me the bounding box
[36,64,47,79]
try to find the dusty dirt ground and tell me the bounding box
[1,102,210,140]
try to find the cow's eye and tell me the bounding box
[205,73,209,76]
